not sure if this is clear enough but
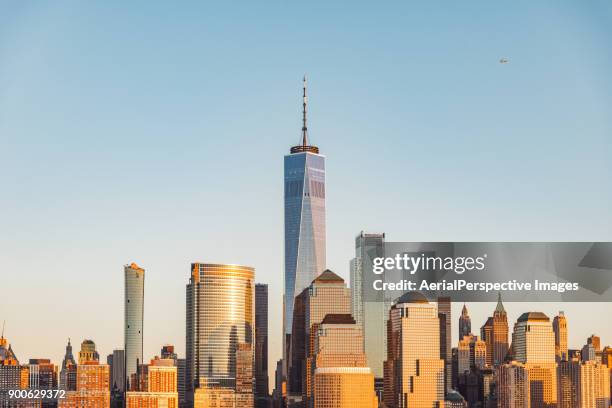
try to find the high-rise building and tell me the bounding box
[582,343,597,362]
[553,312,568,362]
[497,361,530,408]
[557,360,578,408]
[124,262,145,391]
[349,232,387,381]
[107,350,125,392]
[308,314,377,408]
[288,269,351,401]
[186,263,255,407]
[27,359,58,390]
[480,293,509,367]
[284,77,326,377]
[236,343,254,407]
[512,312,557,407]
[59,340,110,408]
[459,304,471,339]
[457,335,486,375]
[158,345,186,408]
[558,359,611,408]
[255,284,269,408]
[438,296,452,393]
[383,292,445,408]
[0,334,28,406]
[60,339,78,391]
[125,357,179,408]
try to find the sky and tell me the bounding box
[1,1,612,387]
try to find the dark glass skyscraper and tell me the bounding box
[255,284,269,408]
[283,77,326,370]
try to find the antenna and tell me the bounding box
[1,320,5,339]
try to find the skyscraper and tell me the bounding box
[438,296,452,393]
[383,292,445,408]
[309,314,377,408]
[59,340,110,408]
[289,269,351,401]
[255,284,269,408]
[60,339,78,391]
[480,293,509,367]
[186,263,255,407]
[459,304,471,339]
[497,361,530,408]
[0,333,28,406]
[553,312,568,363]
[125,357,179,408]
[349,231,386,380]
[457,335,486,375]
[512,312,557,407]
[124,262,145,391]
[284,77,326,375]
[107,349,125,408]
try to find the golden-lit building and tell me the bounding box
[308,314,376,408]
[194,384,236,408]
[497,361,530,408]
[512,312,557,408]
[383,292,445,408]
[78,339,100,364]
[289,269,351,402]
[125,357,178,408]
[186,263,255,408]
[59,346,110,408]
[575,360,610,408]
[553,312,568,362]
[457,334,486,375]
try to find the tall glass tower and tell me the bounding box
[283,76,326,370]
[124,262,144,390]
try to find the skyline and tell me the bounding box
[2,0,612,392]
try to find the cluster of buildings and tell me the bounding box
[1,80,612,408]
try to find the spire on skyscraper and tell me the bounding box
[461,304,469,316]
[291,76,319,154]
[495,292,506,314]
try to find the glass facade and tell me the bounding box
[284,151,326,341]
[186,263,255,403]
[124,263,145,391]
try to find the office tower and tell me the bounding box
[308,314,377,408]
[255,284,269,408]
[125,262,145,391]
[438,296,452,393]
[602,347,612,368]
[284,77,326,376]
[60,339,78,391]
[457,335,486,375]
[0,333,28,406]
[186,263,255,407]
[497,362,530,408]
[383,292,445,408]
[59,339,110,408]
[272,359,284,408]
[350,231,386,380]
[578,361,611,408]
[107,350,125,392]
[557,360,578,408]
[553,312,568,362]
[480,293,509,367]
[588,335,603,362]
[125,357,179,408]
[176,359,186,408]
[27,359,58,390]
[79,339,100,364]
[289,269,351,401]
[459,304,471,339]
[512,312,557,407]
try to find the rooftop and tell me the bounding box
[517,312,550,323]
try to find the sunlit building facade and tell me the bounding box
[59,342,110,408]
[480,294,509,367]
[125,262,145,391]
[284,77,326,378]
[497,361,530,408]
[125,357,178,408]
[512,312,557,408]
[457,334,486,375]
[383,292,445,408]
[186,263,255,407]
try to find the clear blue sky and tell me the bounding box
[1,1,612,380]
